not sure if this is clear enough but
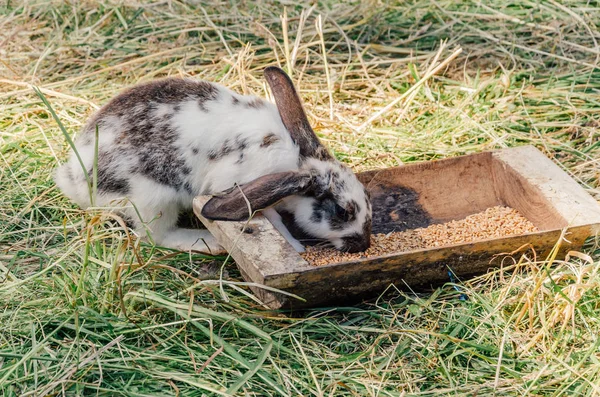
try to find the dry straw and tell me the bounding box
[1,1,599,396]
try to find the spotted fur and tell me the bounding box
[55,67,372,254]
[272,157,372,252]
[245,98,265,109]
[260,133,279,148]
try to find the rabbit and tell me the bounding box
[55,67,372,254]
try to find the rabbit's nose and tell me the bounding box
[341,232,370,253]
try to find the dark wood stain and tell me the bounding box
[193,146,600,309]
[370,183,431,233]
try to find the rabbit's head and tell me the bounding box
[201,67,372,253]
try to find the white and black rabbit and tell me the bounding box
[55,67,372,254]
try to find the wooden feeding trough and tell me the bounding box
[193,146,600,309]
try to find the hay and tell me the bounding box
[1,1,600,396]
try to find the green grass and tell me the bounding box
[1,1,600,395]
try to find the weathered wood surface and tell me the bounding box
[194,146,600,309]
[492,146,600,231]
[360,151,501,223]
[193,196,313,308]
[272,228,589,308]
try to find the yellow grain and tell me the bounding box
[301,206,538,266]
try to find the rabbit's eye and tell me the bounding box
[335,204,350,222]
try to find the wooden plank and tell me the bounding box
[192,196,312,281]
[268,227,590,309]
[194,196,313,308]
[492,146,600,231]
[362,151,501,224]
[193,146,600,309]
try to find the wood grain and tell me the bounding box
[363,151,502,223]
[194,146,600,309]
[492,146,600,231]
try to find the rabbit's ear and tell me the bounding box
[264,67,332,161]
[201,171,314,221]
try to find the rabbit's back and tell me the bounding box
[55,78,299,208]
